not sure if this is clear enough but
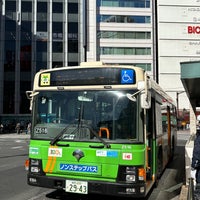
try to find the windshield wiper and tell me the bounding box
[86,125,111,148]
[50,123,111,148]
[50,124,78,145]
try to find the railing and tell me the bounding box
[187,178,194,200]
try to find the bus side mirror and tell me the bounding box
[26,91,33,111]
[141,73,151,109]
[141,91,151,109]
[26,91,39,111]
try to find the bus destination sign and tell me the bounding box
[39,68,136,87]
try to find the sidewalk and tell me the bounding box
[0,132,30,139]
[177,129,190,134]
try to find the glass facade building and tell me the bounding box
[0,0,153,126]
[0,0,79,125]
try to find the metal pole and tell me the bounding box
[187,178,194,200]
[152,0,158,83]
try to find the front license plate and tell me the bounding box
[65,180,88,194]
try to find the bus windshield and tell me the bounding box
[32,90,143,143]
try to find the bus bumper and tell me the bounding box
[27,173,147,197]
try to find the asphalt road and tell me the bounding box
[0,130,190,200]
[0,133,52,200]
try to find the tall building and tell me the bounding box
[84,0,193,110]
[0,0,79,125]
[157,0,196,110]
[0,0,196,126]
[84,0,153,75]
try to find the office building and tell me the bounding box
[0,0,79,125]
[158,0,200,110]
[84,0,153,74]
[0,0,197,125]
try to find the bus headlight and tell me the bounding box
[126,166,136,173]
[29,159,43,174]
[30,159,39,166]
[126,174,136,182]
[125,166,136,182]
[31,166,40,173]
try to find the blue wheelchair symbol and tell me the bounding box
[121,70,134,84]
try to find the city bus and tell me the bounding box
[26,62,177,198]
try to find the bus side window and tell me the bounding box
[118,102,136,139]
[146,109,152,135]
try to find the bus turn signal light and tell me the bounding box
[138,168,146,181]
[25,159,29,171]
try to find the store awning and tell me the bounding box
[180,61,200,108]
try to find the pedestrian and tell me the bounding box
[191,128,200,187]
[0,123,3,133]
[27,122,31,134]
[15,122,20,134]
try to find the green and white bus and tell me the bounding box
[26,62,177,197]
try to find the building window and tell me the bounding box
[68,62,78,66]
[20,81,31,113]
[37,2,47,32]
[100,47,151,55]
[68,40,78,53]
[36,41,47,52]
[135,63,151,71]
[106,63,151,71]
[97,0,150,8]
[3,81,15,113]
[36,41,47,71]
[5,1,16,11]
[37,22,47,32]
[52,42,63,53]
[53,2,63,13]
[5,20,16,31]
[5,1,16,20]
[52,22,63,33]
[36,61,47,72]
[4,41,15,71]
[68,22,78,33]
[21,1,32,12]
[21,1,32,21]
[37,2,47,13]
[97,15,151,23]
[20,44,31,71]
[52,22,63,42]
[52,62,63,68]
[68,3,78,13]
[97,31,151,39]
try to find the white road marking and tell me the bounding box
[11,146,23,149]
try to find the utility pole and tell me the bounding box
[152,0,158,83]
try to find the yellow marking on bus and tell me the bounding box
[49,156,57,173]
[44,156,53,173]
